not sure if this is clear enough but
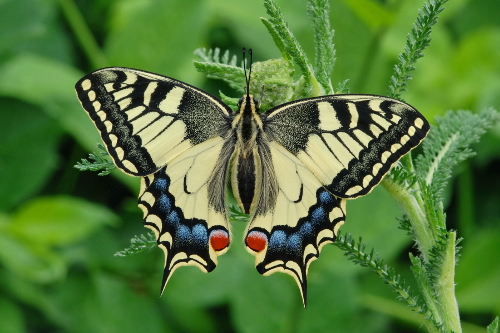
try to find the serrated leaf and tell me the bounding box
[415,108,500,202]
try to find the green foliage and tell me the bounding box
[415,109,500,203]
[75,144,116,176]
[388,0,448,101]
[1,0,500,332]
[488,317,499,333]
[114,233,156,257]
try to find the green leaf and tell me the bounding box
[106,0,208,81]
[415,108,500,203]
[488,317,499,333]
[0,54,98,151]
[455,228,500,312]
[0,98,61,211]
[0,296,26,333]
[0,225,66,283]
[50,271,173,333]
[306,0,336,94]
[114,232,156,257]
[263,0,322,97]
[341,0,395,30]
[8,196,117,246]
[388,0,448,100]
[193,59,245,93]
[0,0,73,63]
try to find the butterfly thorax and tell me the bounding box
[231,94,265,214]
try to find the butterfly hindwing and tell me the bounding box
[244,141,346,304]
[264,94,430,198]
[75,67,232,176]
[138,136,232,291]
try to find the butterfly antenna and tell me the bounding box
[242,47,253,95]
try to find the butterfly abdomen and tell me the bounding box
[236,153,257,214]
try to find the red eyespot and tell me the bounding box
[209,230,230,251]
[246,231,268,252]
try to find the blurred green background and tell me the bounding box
[0,0,499,332]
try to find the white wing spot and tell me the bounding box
[345,185,363,196]
[115,146,125,160]
[96,110,106,122]
[400,135,410,145]
[414,118,424,129]
[353,129,372,147]
[104,120,113,132]
[329,206,343,223]
[369,124,383,137]
[391,113,402,123]
[371,113,392,130]
[87,90,96,101]
[408,126,416,136]
[362,175,373,187]
[109,134,118,147]
[372,163,383,175]
[368,99,384,112]
[124,72,138,85]
[104,83,115,92]
[391,143,402,153]
[92,101,101,111]
[124,160,138,175]
[381,151,391,163]
[81,79,91,91]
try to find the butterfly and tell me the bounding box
[75,55,429,305]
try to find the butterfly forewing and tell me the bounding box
[263,94,430,198]
[75,67,232,176]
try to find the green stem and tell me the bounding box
[58,0,108,68]
[436,231,461,333]
[381,177,434,262]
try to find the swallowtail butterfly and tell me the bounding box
[75,53,429,305]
